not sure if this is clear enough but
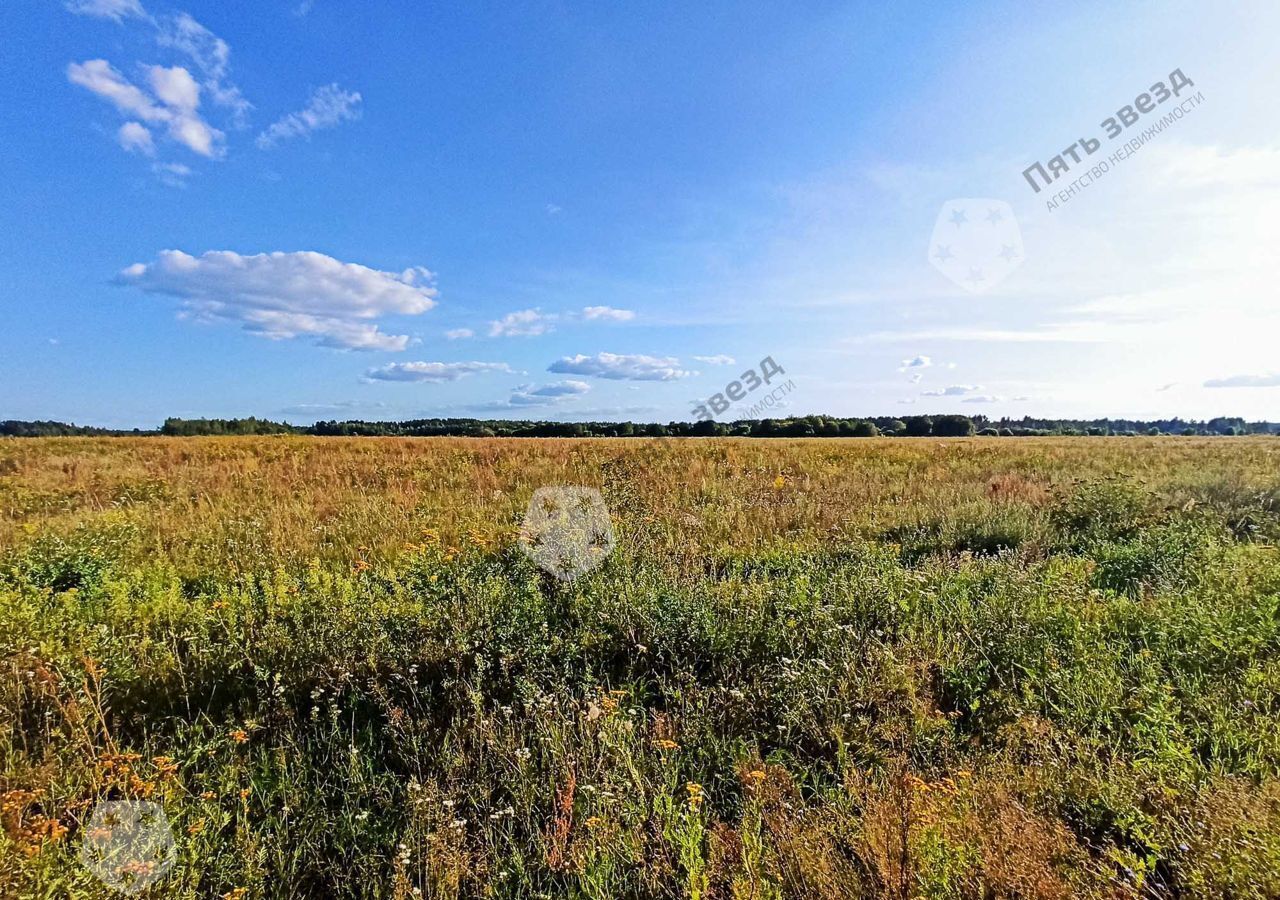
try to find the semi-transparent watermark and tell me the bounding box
[518,486,615,580]
[928,199,1024,294]
[692,356,792,421]
[79,801,176,894]
[1022,67,1204,211]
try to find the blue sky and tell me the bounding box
[3,0,1279,426]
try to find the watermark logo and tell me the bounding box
[79,801,176,894]
[1021,67,1203,211]
[692,356,791,421]
[519,486,615,580]
[928,199,1024,294]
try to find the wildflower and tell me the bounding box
[654,739,679,751]
[773,475,786,489]
[230,728,249,744]
[585,815,604,830]
[685,782,705,812]
[746,769,767,783]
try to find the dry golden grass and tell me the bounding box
[2,436,1277,573]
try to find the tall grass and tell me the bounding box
[2,437,1279,897]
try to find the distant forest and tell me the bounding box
[3,415,1278,438]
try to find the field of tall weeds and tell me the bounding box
[2,436,1280,898]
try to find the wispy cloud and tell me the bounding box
[1204,373,1280,388]
[256,84,362,149]
[444,328,474,340]
[580,306,635,322]
[363,361,512,383]
[922,384,980,397]
[692,354,735,365]
[65,0,146,23]
[489,309,555,337]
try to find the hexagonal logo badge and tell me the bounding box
[79,800,177,894]
[519,486,615,581]
[927,199,1024,294]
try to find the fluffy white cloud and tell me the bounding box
[548,352,694,381]
[117,250,438,351]
[146,64,199,111]
[444,328,474,340]
[921,384,980,397]
[363,361,512,383]
[67,59,225,157]
[118,121,154,154]
[899,355,931,369]
[65,0,146,22]
[489,309,555,337]
[155,12,249,120]
[961,395,1004,404]
[581,306,635,322]
[1204,373,1280,388]
[692,354,735,365]
[257,84,362,149]
[68,59,166,121]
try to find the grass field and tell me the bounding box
[3,436,1280,898]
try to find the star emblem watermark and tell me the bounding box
[928,199,1025,294]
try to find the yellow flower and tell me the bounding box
[230,728,249,744]
[773,475,786,489]
[654,739,679,751]
[685,782,705,811]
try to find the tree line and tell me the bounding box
[2,414,1277,438]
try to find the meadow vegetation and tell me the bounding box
[2,436,1279,898]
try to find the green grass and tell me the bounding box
[2,437,1280,898]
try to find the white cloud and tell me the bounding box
[961,395,1004,404]
[118,121,154,154]
[899,355,931,370]
[1204,373,1280,388]
[154,13,249,120]
[503,380,592,407]
[363,361,512,383]
[489,309,555,337]
[67,59,225,157]
[151,161,191,187]
[279,400,387,417]
[692,354,735,365]
[921,385,981,397]
[257,84,362,149]
[581,306,635,322]
[444,328,474,340]
[548,352,695,381]
[117,250,438,350]
[146,64,199,112]
[65,0,146,22]
[68,59,167,122]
